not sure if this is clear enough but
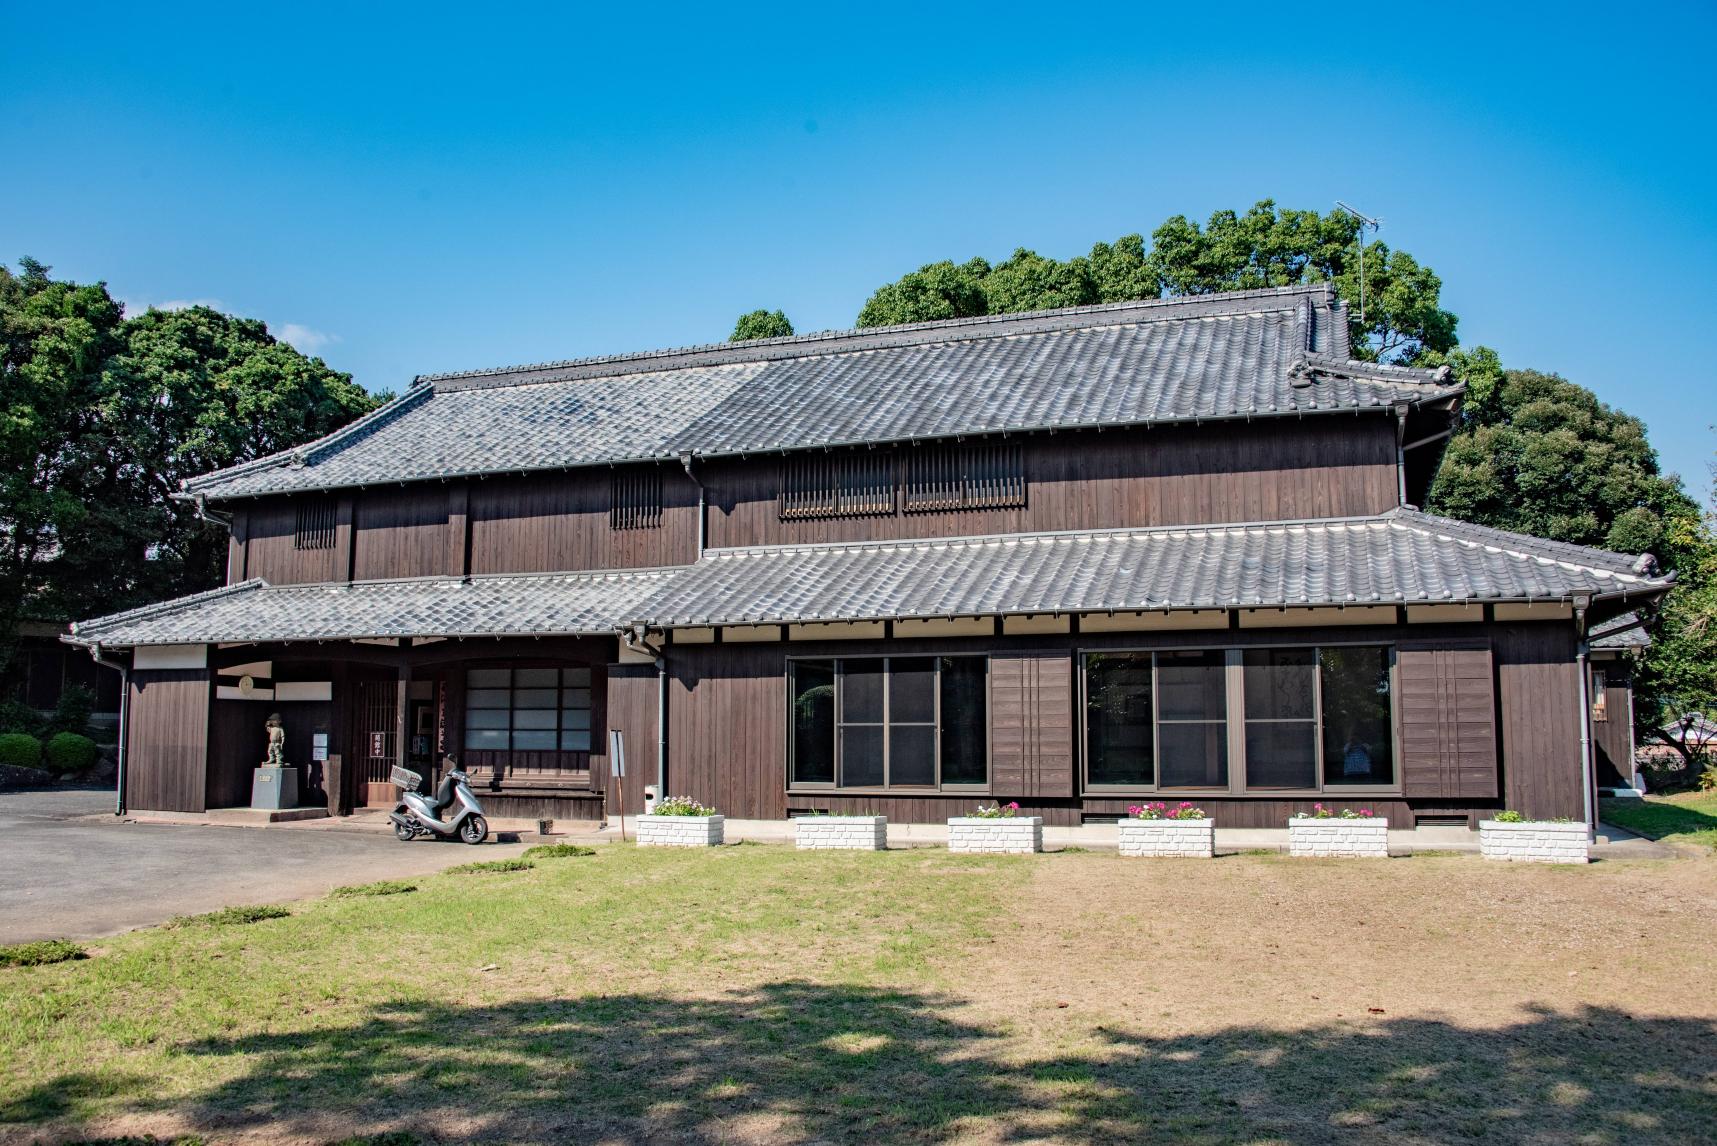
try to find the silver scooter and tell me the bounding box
[389,755,489,844]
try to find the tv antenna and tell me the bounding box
[1334,201,1381,325]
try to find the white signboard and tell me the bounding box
[608,729,625,777]
[312,733,329,762]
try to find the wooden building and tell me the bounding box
[67,285,1669,828]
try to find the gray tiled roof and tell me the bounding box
[69,510,1668,648]
[68,568,676,648]
[1590,612,1650,650]
[631,509,1668,627]
[183,285,1458,500]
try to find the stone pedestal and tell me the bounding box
[251,766,300,810]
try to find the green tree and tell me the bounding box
[730,309,794,342]
[0,260,382,681]
[1426,363,1702,565]
[855,201,1458,364]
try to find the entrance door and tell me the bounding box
[353,677,399,807]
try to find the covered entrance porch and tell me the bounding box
[203,638,615,824]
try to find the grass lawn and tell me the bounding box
[1602,789,1717,851]
[3,843,1715,1144]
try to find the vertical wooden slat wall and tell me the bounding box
[604,664,660,816]
[1495,624,1585,821]
[125,669,212,813]
[989,652,1075,798]
[1398,642,1499,799]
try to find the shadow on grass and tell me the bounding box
[6,984,1712,1143]
[1601,795,1717,847]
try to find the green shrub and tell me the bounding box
[165,904,290,928]
[1493,810,1527,823]
[329,880,417,897]
[0,938,86,967]
[48,683,94,737]
[0,732,42,770]
[44,731,99,777]
[447,859,534,874]
[523,843,596,859]
[0,698,45,738]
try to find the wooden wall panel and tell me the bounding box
[1496,623,1585,821]
[1398,642,1498,799]
[352,487,452,580]
[469,465,698,576]
[605,664,660,816]
[126,669,211,813]
[705,419,1400,548]
[240,498,344,585]
[207,697,333,810]
[1591,667,1636,788]
[667,644,789,821]
[990,652,1075,798]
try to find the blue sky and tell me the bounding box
[3,2,1713,492]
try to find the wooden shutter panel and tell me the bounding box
[989,653,1074,798]
[1398,642,1498,798]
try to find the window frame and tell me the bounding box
[786,654,991,794]
[293,498,337,551]
[462,665,595,755]
[610,468,664,531]
[1079,641,1402,797]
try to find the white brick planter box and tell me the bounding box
[636,814,724,847]
[947,817,1043,854]
[795,815,888,850]
[1287,818,1390,858]
[1479,819,1590,864]
[1118,818,1215,858]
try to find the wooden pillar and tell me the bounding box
[394,663,410,777]
[335,495,356,583]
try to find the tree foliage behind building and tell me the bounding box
[0,258,381,678]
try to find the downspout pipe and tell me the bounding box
[619,624,669,800]
[88,643,130,816]
[1574,597,1595,841]
[680,453,706,554]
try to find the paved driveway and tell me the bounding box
[0,788,530,943]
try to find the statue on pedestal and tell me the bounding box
[264,712,287,768]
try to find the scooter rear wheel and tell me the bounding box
[459,814,489,845]
[394,820,415,842]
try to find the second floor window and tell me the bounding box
[779,453,896,519]
[294,499,336,550]
[611,469,663,530]
[903,443,1026,512]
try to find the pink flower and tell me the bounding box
[1359,809,1374,817]
[1007,801,1020,811]
[1127,805,1141,816]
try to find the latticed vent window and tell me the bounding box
[779,453,896,519]
[902,443,1026,513]
[610,469,663,530]
[294,499,336,550]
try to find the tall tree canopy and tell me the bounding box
[856,200,1458,364]
[0,259,381,677]
[730,309,794,341]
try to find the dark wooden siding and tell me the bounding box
[990,652,1075,797]
[126,669,211,813]
[1591,667,1636,788]
[469,466,698,575]
[352,487,452,580]
[1495,623,1585,821]
[705,419,1399,548]
[668,644,788,820]
[238,498,345,584]
[605,663,660,816]
[1398,642,1498,798]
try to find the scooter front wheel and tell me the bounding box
[459,815,489,845]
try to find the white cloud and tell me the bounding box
[278,323,338,354]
